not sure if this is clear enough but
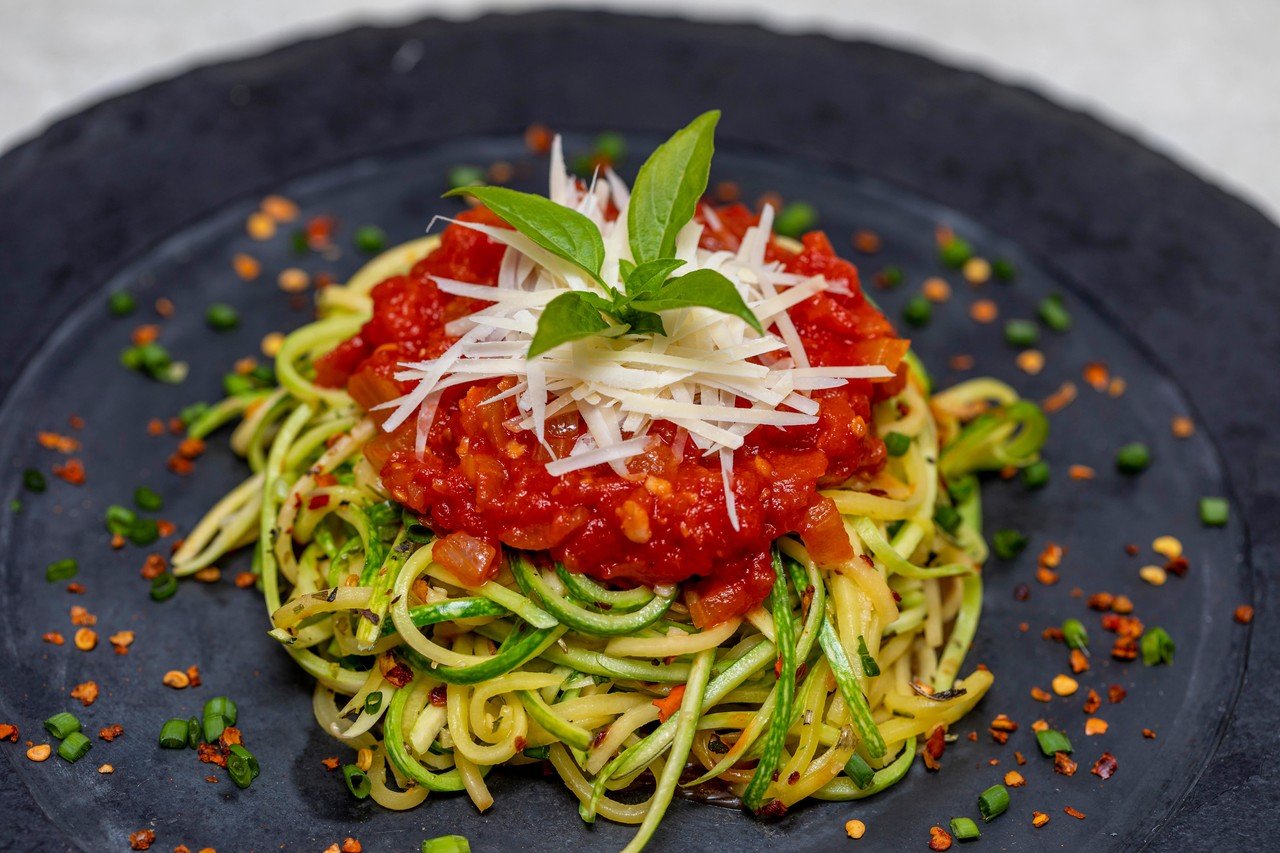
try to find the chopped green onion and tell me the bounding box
[422,836,471,853]
[108,291,138,317]
[521,745,551,760]
[134,486,164,511]
[593,132,627,164]
[290,229,310,255]
[105,504,138,535]
[205,303,239,332]
[977,783,1010,821]
[934,504,962,536]
[226,745,255,788]
[856,635,881,677]
[354,225,388,254]
[57,732,92,763]
[10,500,20,513]
[45,558,79,583]
[179,401,210,426]
[774,202,818,239]
[1199,497,1229,527]
[947,477,976,504]
[223,373,257,396]
[187,716,202,748]
[877,265,904,287]
[229,744,259,779]
[992,258,1016,281]
[204,696,238,726]
[23,469,46,493]
[343,763,371,799]
[1062,618,1089,651]
[903,296,932,327]
[844,753,876,788]
[447,165,486,190]
[1036,729,1072,757]
[203,714,227,744]
[1037,294,1072,331]
[364,691,383,715]
[128,517,160,547]
[939,236,973,269]
[44,712,81,740]
[150,572,178,601]
[1003,319,1040,348]
[1140,626,1175,666]
[992,529,1028,560]
[159,719,189,749]
[884,431,911,457]
[1116,442,1151,474]
[1022,460,1050,490]
[950,816,981,839]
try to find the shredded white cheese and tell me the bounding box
[379,139,894,529]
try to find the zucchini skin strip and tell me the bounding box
[402,623,567,686]
[511,552,673,636]
[382,686,471,792]
[379,597,510,637]
[818,611,887,759]
[740,548,798,813]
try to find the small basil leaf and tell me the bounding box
[630,269,763,333]
[627,110,720,264]
[444,185,606,284]
[573,290,618,316]
[528,292,611,358]
[624,258,686,299]
[620,309,667,336]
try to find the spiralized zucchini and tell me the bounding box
[173,237,1047,851]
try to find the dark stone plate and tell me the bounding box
[0,11,1274,853]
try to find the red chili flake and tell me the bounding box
[1124,543,1140,556]
[70,681,99,706]
[1064,806,1087,820]
[147,419,165,436]
[928,825,953,851]
[66,583,86,595]
[98,724,124,742]
[1082,689,1101,715]
[235,571,257,589]
[922,725,946,771]
[1054,752,1079,776]
[341,838,362,853]
[156,520,176,538]
[1042,626,1065,642]
[524,124,553,155]
[185,664,202,687]
[197,743,227,767]
[68,415,85,430]
[1142,728,1157,739]
[967,731,978,742]
[0,724,18,742]
[514,736,527,753]
[1013,583,1030,602]
[322,756,341,770]
[306,215,337,249]
[1069,649,1090,674]
[755,799,788,819]
[1234,605,1255,624]
[219,726,242,748]
[110,533,126,550]
[1088,592,1115,611]
[38,432,81,453]
[167,454,193,476]
[787,770,801,785]
[383,662,413,688]
[52,458,86,485]
[129,829,156,850]
[1091,752,1118,779]
[1014,751,1026,766]
[1111,638,1139,661]
[42,632,65,645]
[70,605,97,626]
[990,728,1009,745]
[1107,684,1127,704]
[1164,555,1189,577]
[140,554,167,580]
[177,437,206,460]
[314,473,338,488]
[308,494,331,510]
[429,685,447,707]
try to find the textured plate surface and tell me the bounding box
[0,11,1274,853]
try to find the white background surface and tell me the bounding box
[2,0,1278,222]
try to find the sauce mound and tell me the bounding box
[316,204,908,626]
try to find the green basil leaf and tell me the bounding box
[623,258,686,299]
[617,259,637,281]
[444,185,606,284]
[627,110,720,264]
[630,269,763,333]
[528,292,611,358]
[619,309,667,336]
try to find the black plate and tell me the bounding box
[0,11,1274,853]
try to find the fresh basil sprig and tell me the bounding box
[447,109,763,359]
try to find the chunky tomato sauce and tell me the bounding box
[315,204,908,626]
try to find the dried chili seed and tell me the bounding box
[74,628,98,651]
[1032,812,1050,828]
[1085,718,1109,736]
[1091,752,1118,779]
[1004,770,1026,787]
[845,819,866,839]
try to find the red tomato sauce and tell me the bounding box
[315,203,908,626]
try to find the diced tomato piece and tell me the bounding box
[797,496,854,566]
[688,550,777,628]
[432,531,499,588]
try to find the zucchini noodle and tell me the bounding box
[174,235,1047,851]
